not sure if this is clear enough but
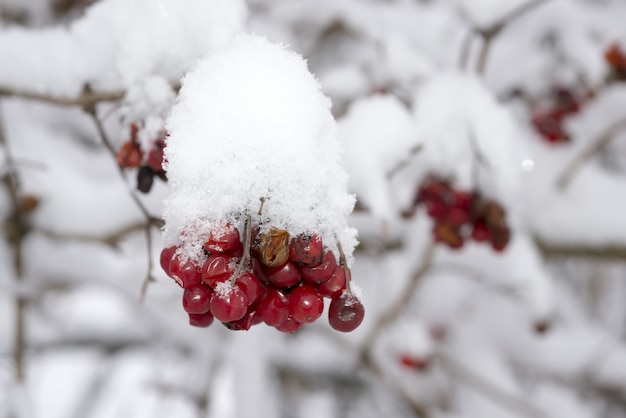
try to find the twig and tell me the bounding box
[438,351,547,417]
[386,144,424,179]
[535,236,626,261]
[458,29,475,70]
[85,108,158,302]
[0,100,28,383]
[556,116,626,190]
[359,241,436,360]
[0,85,125,107]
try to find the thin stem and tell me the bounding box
[0,85,124,108]
[386,144,424,179]
[336,241,352,294]
[86,108,158,302]
[556,116,626,190]
[231,214,252,285]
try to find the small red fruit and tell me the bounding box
[235,272,264,305]
[255,288,289,327]
[188,311,214,328]
[264,261,301,289]
[201,254,236,288]
[209,283,249,322]
[300,250,337,285]
[204,224,242,255]
[275,316,302,333]
[288,285,324,323]
[169,255,202,288]
[183,284,212,314]
[289,234,324,266]
[159,246,177,277]
[328,293,365,332]
[116,141,142,168]
[317,266,347,298]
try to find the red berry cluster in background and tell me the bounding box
[405,175,511,251]
[605,42,626,81]
[531,87,582,144]
[160,221,364,333]
[115,122,168,193]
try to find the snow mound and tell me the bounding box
[163,34,357,262]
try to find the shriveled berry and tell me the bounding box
[183,284,212,314]
[169,255,202,288]
[116,141,142,168]
[275,316,302,333]
[300,250,337,285]
[209,283,249,322]
[289,234,323,266]
[432,222,463,249]
[490,226,511,252]
[204,223,242,255]
[189,311,214,328]
[264,261,301,289]
[288,285,324,323]
[201,254,236,288]
[253,228,290,267]
[317,266,347,298]
[328,293,365,332]
[18,194,39,214]
[255,288,289,327]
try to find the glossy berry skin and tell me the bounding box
[264,261,301,289]
[201,254,236,288]
[255,288,289,327]
[317,266,347,298]
[289,234,323,266]
[116,141,142,168]
[209,284,249,322]
[235,272,264,305]
[169,255,202,288]
[300,250,337,285]
[328,293,365,332]
[183,284,212,314]
[288,285,324,323]
[159,246,177,277]
[189,311,214,328]
[204,224,242,255]
[275,316,302,333]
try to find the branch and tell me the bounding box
[0,86,125,108]
[386,144,424,179]
[535,236,626,261]
[438,351,547,418]
[556,116,626,190]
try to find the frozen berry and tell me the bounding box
[235,272,264,305]
[183,284,212,314]
[317,266,347,298]
[209,283,249,322]
[328,293,364,332]
[223,309,257,331]
[255,288,289,327]
[204,223,242,255]
[288,285,324,323]
[201,254,236,288]
[146,140,165,172]
[275,316,303,333]
[189,311,214,328]
[289,234,323,266]
[264,261,301,289]
[253,227,290,267]
[300,250,337,285]
[159,246,177,277]
[169,255,202,288]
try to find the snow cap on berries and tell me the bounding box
[163,34,357,262]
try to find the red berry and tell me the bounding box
[425,200,447,219]
[452,191,473,209]
[605,43,626,69]
[399,354,430,370]
[288,285,324,323]
[201,254,236,288]
[300,250,337,285]
[275,316,302,333]
[264,261,301,289]
[447,206,470,228]
[532,111,569,143]
[328,293,365,332]
[223,308,257,331]
[169,255,202,288]
[289,234,323,266]
[189,311,214,328]
[159,246,177,277]
[235,272,264,305]
[209,283,249,322]
[317,266,347,298]
[146,140,165,172]
[204,223,242,255]
[183,284,212,314]
[471,221,491,242]
[116,141,142,168]
[255,288,289,327]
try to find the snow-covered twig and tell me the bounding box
[0,85,125,107]
[535,237,626,260]
[557,116,626,190]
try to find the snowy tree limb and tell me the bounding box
[557,116,626,190]
[0,85,125,108]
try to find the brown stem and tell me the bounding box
[335,241,352,294]
[556,116,626,190]
[0,86,124,108]
[231,214,252,285]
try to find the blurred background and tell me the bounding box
[1,0,626,417]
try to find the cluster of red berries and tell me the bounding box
[531,87,582,144]
[605,42,626,81]
[405,175,511,251]
[115,123,167,193]
[159,221,364,333]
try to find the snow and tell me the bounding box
[163,34,357,262]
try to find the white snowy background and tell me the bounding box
[1,0,626,417]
